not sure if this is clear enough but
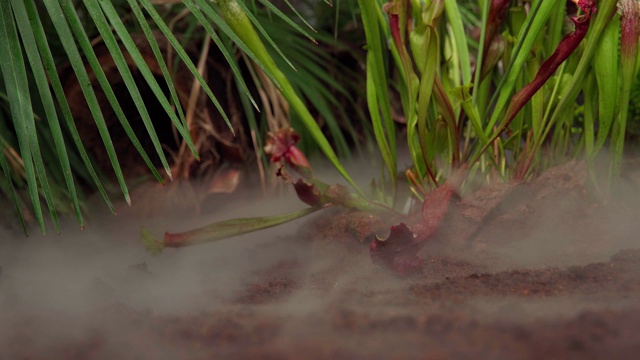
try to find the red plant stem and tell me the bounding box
[478,0,511,80]
[406,169,429,197]
[385,1,411,65]
[164,231,190,248]
[479,12,592,174]
[389,12,403,56]
[484,0,511,53]
[504,15,591,126]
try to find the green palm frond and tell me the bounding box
[0,0,328,235]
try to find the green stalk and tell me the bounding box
[592,16,620,158]
[213,0,363,195]
[143,206,322,253]
[472,0,491,106]
[547,0,619,132]
[357,0,397,194]
[444,0,471,85]
[612,0,640,180]
[486,0,562,133]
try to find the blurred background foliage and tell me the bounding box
[0,0,372,234]
[1,0,639,235]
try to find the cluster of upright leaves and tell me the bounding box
[142,0,640,276]
[362,0,632,196]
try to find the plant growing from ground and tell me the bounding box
[145,0,640,275]
[1,0,636,274]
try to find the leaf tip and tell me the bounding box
[141,227,164,255]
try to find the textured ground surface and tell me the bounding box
[2,162,640,359]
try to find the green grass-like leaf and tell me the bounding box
[125,0,188,126]
[137,0,234,139]
[23,0,115,218]
[0,140,27,235]
[259,0,317,41]
[42,0,132,205]
[159,206,321,248]
[444,0,471,85]
[100,0,203,152]
[191,0,282,89]
[485,0,562,133]
[0,0,49,234]
[181,0,259,110]
[592,16,620,157]
[234,0,304,71]
[11,0,84,229]
[357,0,396,193]
[83,0,173,181]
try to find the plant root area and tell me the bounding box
[2,162,640,359]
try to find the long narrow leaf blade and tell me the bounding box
[0,1,47,234]
[235,0,310,71]
[486,0,562,132]
[23,0,114,216]
[42,0,131,205]
[125,0,187,125]
[142,206,322,253]
[11,0,83,228]
[181,0,259,110]
[0,141,27,235]
[191,0,282,89]
[83,0,173,180]
[137,0,236,135]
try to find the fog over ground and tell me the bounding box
[0,158,639,358]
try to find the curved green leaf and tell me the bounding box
[11,0,84,228]
[0,1,49,234]
[42,0,131,205]
[83,0,173,181]
[143,206,322,253]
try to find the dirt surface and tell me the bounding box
[2,162,640,359]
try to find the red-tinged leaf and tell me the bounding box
[620,0,640,59]
[497,12,592,141]
[370,167,466,276]
[385,4,402,49]
[276,166,324,206]
[414,181,456,239]
[384,0,411,58]
[206,168,240,194]
[292,178,323,206]
[483,0,511,57]
[286,145,310,169]
[264,127,310,169]
[141,207,322,253]
[578,0,596,17]
[370,223,424,276]
[477,0,510,81]
[277,166,361,208]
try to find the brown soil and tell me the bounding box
[2,162,640,359]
